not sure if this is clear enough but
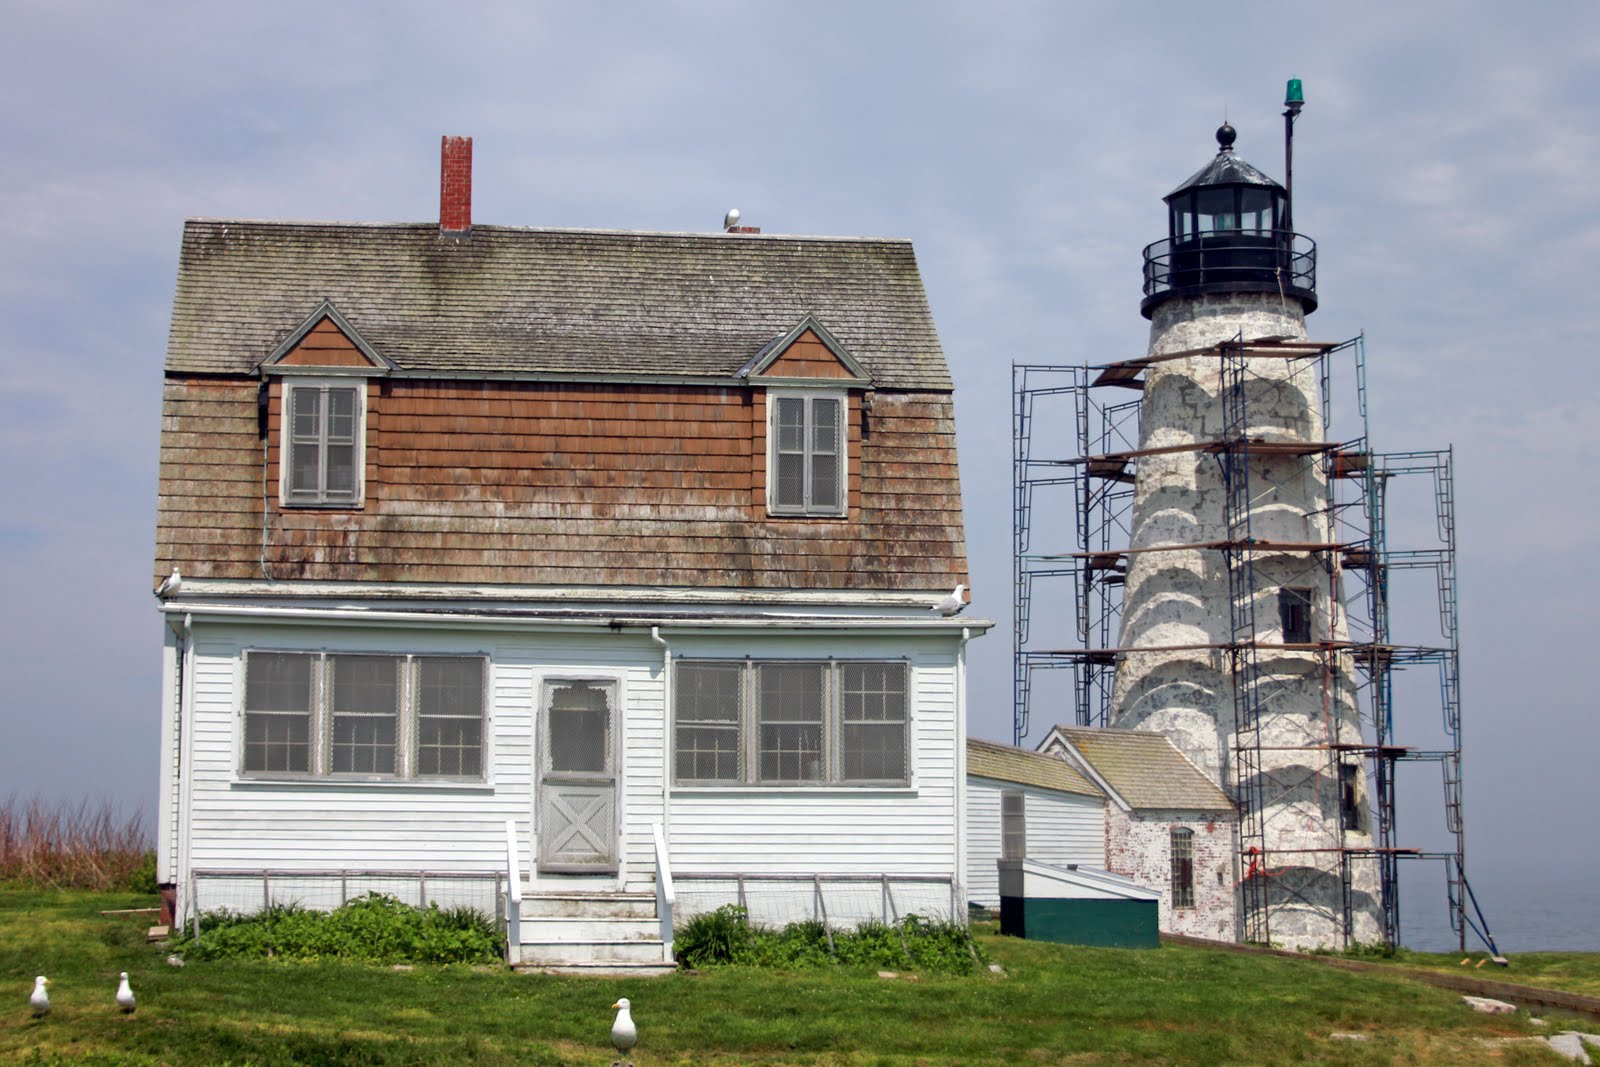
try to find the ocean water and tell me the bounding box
[1397,865,1599,954]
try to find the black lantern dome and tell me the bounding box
[1140,124,1317,318]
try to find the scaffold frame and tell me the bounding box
[1012,336,1493,951]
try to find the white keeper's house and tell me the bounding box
[153,137,990,971]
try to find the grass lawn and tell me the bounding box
[1,888,1589,1066]
[1355,949,1600,1000]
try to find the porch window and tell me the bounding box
[1170,827,1195,909]
[242,651,485,780]
[673,659,908,786]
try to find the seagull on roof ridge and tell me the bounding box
[30,975,49,1017]
[932,583,966,616]
[610,997,637,1065]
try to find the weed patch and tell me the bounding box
[170,892,503,964]
[674,905,984,973]
[0,796,153,891]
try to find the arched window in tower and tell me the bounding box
[1170,827,1195,909]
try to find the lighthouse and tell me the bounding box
[1107,105,1383,948]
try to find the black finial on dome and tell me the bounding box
[1216,123,1237,152]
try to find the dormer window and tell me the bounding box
[769,392,844,517]
[282,378,364,507]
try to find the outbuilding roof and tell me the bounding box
[165,221,951,390]
[1044,727,1234,812]
[967,738,1102,798]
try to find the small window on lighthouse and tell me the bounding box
[1279,587,1313,644]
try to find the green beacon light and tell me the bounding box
[1285,78,1305,110]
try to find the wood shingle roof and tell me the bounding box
[966,738,1102,798]
[166,222,952,390]
[1046,727,1235,812]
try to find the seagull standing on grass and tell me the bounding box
[932,583,967,616]
[116,972,136,1014]
[610,997,637,1066]
[30,976,49,1017]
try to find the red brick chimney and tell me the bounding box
[440,136,472,233]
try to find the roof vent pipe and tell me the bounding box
[440,136,472,234]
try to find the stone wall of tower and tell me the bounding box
[1109,292,1382,948]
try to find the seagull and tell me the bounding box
[116,972,135,1014]
[931,583,967,616]
[156,568,182,598]
[610,997,637,1065]
[724,208,740,231]
[30,976,49,1017]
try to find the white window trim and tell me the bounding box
[278,376,368,508]
[1001,789,1026,860]
[671,658,910,787]
[237,650,488,784]
[765,389,848,517]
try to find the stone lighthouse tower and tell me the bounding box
[1108,117,1382,948]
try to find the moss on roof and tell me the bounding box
[166,221,951,390]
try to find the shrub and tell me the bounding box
[172,892,504,964]
[674,903,754,966]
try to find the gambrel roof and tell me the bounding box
[166,222,951,390]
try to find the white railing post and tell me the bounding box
[503,820,522,963]
[652,822,675,963]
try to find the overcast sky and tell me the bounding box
[3,2,1595,946]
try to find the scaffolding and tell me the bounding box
[1012,337,1495,951]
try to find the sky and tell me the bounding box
[2,2,1596,948]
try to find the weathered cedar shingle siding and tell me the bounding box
[157,219,967,593]
[166,223,951,390]
[156,379,966,590]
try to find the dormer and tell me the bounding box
[741,316,871,519]
[261,303,392,509]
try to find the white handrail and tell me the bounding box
[504,819,522,961]
[652,821,675,962]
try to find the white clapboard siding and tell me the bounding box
[965,775,1105,907]
[181,624,668,882]
[174,619,967,909]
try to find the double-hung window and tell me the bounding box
[769,392,844,516]
[242,651,486,780]
[673,659,908,785]
[283,379,363,506]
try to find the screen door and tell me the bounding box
[537,679,618,872]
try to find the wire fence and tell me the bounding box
[671,873,964,930]
[187,869,504,927]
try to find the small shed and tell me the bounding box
[966,739,1106,908]
[1038,726,1239,942]
[997,859,1161,948]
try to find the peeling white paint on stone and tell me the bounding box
[1105,805,1237,942]
[1110,292,1382,949]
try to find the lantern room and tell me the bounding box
[1140,124,1317,318]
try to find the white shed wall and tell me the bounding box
[965,775,1105,907]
